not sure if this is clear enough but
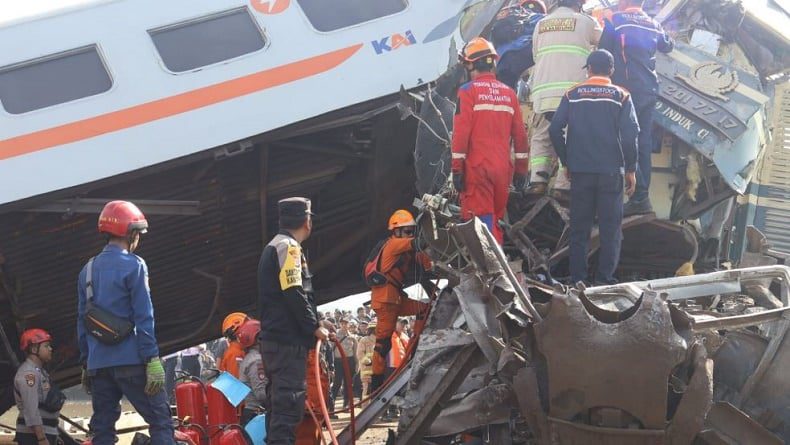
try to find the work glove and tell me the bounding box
[145,358,165,396]
[452,172,464,193]
[81,367,91,395]
[513,173,527,191]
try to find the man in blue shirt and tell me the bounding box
[549,50,639,284]
[77,200,173,445]
[599,0,674,215]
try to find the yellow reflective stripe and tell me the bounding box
[452,153,467,159]
[514,153,529,159]
[535,44,591,58]
[530,155,553,166]
[531,81,577,94]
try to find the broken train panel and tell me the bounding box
[410,0,789,282]
[391,201,790,444]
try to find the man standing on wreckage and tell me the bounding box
[549,49,639,285]
[451,37,529,245]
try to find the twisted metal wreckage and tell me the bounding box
[337,0,790,443]
[368,199,790,444]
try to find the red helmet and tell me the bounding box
[20,328,52,351]
[237,319,261,349]
[519,0,547,14]
[98,201,148,237]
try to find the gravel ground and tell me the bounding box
[2,388,399,444]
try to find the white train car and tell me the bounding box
[0,0,498,204]
[0,0,505,398]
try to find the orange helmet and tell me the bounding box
[20,328,52,351]
[519,0,547,14]
[237,319,261,349]
[460,37,499,63]
[222,312,249,338]
[388,210,416,230]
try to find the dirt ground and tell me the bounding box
[1,388,398,444]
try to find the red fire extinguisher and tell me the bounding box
[175,429,199,445]
[214,425,249,445]
[206,384,240,445]
[175,377,208,432]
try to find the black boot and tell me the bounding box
[623,197,654,216]
[370,374,385,394]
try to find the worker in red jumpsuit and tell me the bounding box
[452,37,529,244]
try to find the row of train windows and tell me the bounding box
[0,0,407,115]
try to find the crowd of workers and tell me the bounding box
[455,0,672,284]
[11,0,674,443]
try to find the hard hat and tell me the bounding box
[236,319,261,349]
[98,201,148,237]
[222,312,249,337]
[388,210,417,230]
[459,37,499,63]
[519,0,547,14]
[20,328,52,351]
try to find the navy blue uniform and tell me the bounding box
[77,245,173,445]
[495,13,543,89]
[599,7,673,201]
[549,76,639,284]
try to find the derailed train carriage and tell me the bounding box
[369,0,790,443]
[412,0,790,282]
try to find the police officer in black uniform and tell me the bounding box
[549,49,639,285]
[257,197,333,445]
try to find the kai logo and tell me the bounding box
[250,0,290,15]
[372,30,417,55]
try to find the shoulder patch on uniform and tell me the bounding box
[278,243,303,291]
[538,17,577,33]
[459,81,473,91]
[25,373,35,387]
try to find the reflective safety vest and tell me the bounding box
[529,6,602,113]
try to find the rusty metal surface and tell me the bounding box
[535,289,687,429]
[0,109,420,415]
[665,343,713,445]
[702,402,784,445]
[427,384,514,437]
[396,344,483,445]
[548,417,666,445]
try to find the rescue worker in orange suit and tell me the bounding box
[218,312,249,378]
[452,37,529,244]
[14,329,63,445]
[370,210,432,391]
[258,197,333,445]
[295,343,331,445]
[599,0,674,215]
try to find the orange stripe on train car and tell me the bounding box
[0,44,363,161]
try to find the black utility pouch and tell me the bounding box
[39,383,66,413]
[83,257,133,345]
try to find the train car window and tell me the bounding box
[150,7,265,73]
[296,0,408,32]
[0,46,112,114]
